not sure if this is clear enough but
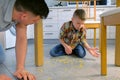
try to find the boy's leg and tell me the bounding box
[73,44,86,58]
[0,44,5,64]
[50,44,66,57]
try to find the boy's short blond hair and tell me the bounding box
[73,9,86,21]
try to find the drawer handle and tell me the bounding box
[45,33,53,35]
[49,10,53,12]
[63,10,71,11]
[97,9,105,11]
[47,18,53,19]
[45,25,53,27]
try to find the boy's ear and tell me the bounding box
[71,17,74,21]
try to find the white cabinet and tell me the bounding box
[43,8,76,39]
[27,24,34,39]
[58,8,75,29]
[96,8,106,21]
[43,9,59,39]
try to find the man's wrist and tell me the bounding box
[16,64,24,70]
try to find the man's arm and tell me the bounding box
[14,23,35,80]
[15,23,27,71]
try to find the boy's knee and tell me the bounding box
[78,51,86,58]
[50,50,56,57]
[78,53,86,58]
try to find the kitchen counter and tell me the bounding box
[49,5,116,9]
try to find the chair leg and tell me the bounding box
[76,1,79,9]
[115,25,120,66]
[94,28,96,47]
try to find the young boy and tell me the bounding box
[50,9,99,58]
[0,0,49,80]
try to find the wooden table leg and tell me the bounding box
[100,18,107,75]
[34,20,44,66]
[115,25,120,66]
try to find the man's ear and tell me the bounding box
[20,12,27,20]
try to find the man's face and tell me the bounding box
[72,17,84,30]
[19,11,41,26]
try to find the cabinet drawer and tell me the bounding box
[27,24,34,39]
[43,24,59,31]
[58,9,75,21]
[47,9,58,17]
[43,17,58,23]
[96,8,106,20]
[43,32,59,39]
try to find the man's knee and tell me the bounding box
[0,53,5,64]
[0,45,5,64]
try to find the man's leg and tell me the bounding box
[73,44,86,58]
[0,44,5,64]
[50,44,66,57]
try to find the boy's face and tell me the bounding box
[72,16,85,30]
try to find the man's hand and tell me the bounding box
[14,69,36,80]
[0,74,11,80]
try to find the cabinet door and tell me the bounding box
[43,9,58,24]
[43,31,59,39]
[43,8,59,39]
[27,24,34,39]
[96,8,106,21]
[43,23,59,31]
[58,8,75,29]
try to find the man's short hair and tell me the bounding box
[14,0,49,19]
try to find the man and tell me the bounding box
[0,0,49,80]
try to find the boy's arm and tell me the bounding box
[59,39,68,49]
[83,42,99,57]
[81,29,99,57]
[14,23,35,80]
[59,39,72,54]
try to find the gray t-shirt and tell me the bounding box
[0,0,16,31]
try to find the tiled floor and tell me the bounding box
[1,39,120,80]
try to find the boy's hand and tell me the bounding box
[79,24,86,32]
[0,74,11,80]
[14,68,36,80]
[88,47,100,57]
[65,45,72,55]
